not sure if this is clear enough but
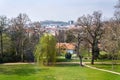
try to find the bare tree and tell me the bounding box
[114,0,120,9]
[114,0,120,24]
[102,20,119,69]
[10,13,30,62]
[101,0,120,68]
[77,11,104,65]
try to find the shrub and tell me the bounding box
[99,54,108,59]
[98,51,108,59]
[65,52,72,59]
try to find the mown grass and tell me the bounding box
[0,64,120,80]
[90,64,120,73]
[56,55,120,63]
[56,56,91,62]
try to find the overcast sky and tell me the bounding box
[0,0,117,21]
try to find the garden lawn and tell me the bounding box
[0,64,120,80]
[90,64,120,73]
[56,56,91,62]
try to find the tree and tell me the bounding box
[57,29,66,43]
[1,33,14,62]
[77,11,104,65]
[114,0,120,24]
[0,16,8,62]
[10,13,30,62]
[66,30,76,43]
[77,33,84,66]
[34,34,56,66]
[102,21,119,66]
[114,0,120,9]
[101,0,120,68]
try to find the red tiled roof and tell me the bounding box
[56,43,76,50]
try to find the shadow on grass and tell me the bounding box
[56,58,79,62]
[56,58,71,62]
[0,64,48,76]
[55,63,81,67]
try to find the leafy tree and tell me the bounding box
[1,33,15,62]
[34,34,56,66]
[0,16,8,62]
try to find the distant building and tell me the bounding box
[56,43,76,54]
[68,20,74,25]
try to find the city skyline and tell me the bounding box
[0,0,117,22]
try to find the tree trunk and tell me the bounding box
[91,53,95,65]
[91,39,100,65]
[78,55,83,66]
[77,43,83,66]
[77,33,83,66]
[21,40,24,62]
[91,45,94,65]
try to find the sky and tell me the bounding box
[0,0,117,22]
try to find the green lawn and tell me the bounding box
[56,56,120,63]
[0,64,120,80]
[56,56,91,62]
[90,64,120,73]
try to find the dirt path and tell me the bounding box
[1,62,34,65]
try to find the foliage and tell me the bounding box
[34,34,57,66]
[66,30,76,43]
[10,13,31,62]
[80,46,90,57]
[0,16,8,62]
[59,44,67,54]
[99,51,108,59]
[65,52,72,59]
[0,33,17,62]
[0,33,18,62]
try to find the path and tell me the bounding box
[1,62,34,65]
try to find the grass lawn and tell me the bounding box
[90,64,120,73]
[56,55,120,63]
[93,59,120,63]
[56,56,91,62]
[0,64,120,80]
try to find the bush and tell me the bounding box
[2,52,21,63]
[99,54,108,59]
[65,52,72,59]
[98,51,108,60]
